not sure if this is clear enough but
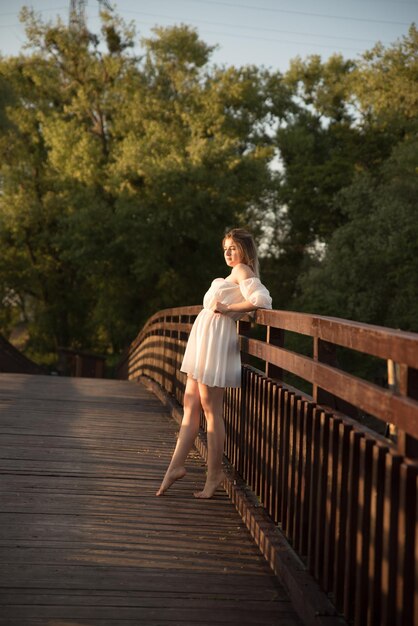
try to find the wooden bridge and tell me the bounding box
[0,373,304,626]
[1,306,418,625]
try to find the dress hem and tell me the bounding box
[181,369,241,389]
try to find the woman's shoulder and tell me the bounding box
[231,263,255,282]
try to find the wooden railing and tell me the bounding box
[118,306,418,626]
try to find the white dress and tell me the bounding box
[180,277,272,388]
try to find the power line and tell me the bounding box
[0,16,380,53]
[174,0,413,27]
[123,9,393,45]
[0,7,68,17]
[0,1,412,57]
[0,2,414,27]
[318,0,417,5]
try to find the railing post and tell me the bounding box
[176,314,186,405]
[265,326,284,382]
[313,337,337,408]
[313,338,360,420]
[397,364,418,459]
[237,319,252,477]
[237,319,252,365]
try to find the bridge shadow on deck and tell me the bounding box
[0,373,302,626]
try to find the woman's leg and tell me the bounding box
[156,377,201,496]
[194,384,225,499]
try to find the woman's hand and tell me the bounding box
[212,301,230,314]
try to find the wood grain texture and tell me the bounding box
[0,373,302,626]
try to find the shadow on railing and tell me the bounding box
[117,306,418,626]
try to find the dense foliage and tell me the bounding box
[0,9,416,366]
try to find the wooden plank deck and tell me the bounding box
[0,373,302,626]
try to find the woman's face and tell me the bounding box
[223,238,243,268]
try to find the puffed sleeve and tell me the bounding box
[239,277,272,309]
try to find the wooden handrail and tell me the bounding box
[256,309,418,368]
[120,305,418,442]
[119,305,418,626]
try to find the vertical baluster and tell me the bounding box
[223,387,229,459]
[292,398,306,555]
[322,416,342,592]
[164,318,170,394]
[314,411,330,586]
[262,380,273,513]
[248,371,257,491]
[166,316,173,394]
[249,370,256,490]
[161,314,166,388]
[233,386,240,470]
[286,393,298,542]
[229,387,233,458]
[240,367,250,480]
[343,430,363,621]
[254,374,263,497]
[270,383,280,524]
[396,463,418,626]
[241,368,249,482]
[230,386,234,455]
[354,437,375,625]
[280,389,293,534]
[297,401,314,559]
[275,386,286,524]
[307,407,322,573]
[380,453,402,626]
[332,421,353,612]
[367,444,387,626]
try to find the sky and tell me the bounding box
[0,0,416,72]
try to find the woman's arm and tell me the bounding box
[213,264,257,314]
[213,263,272,314]
[213,300,256,314]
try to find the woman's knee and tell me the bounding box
[199,385,224,417]
[198,388,213,414]
[184,378,201,413]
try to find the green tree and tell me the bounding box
[351,24,418,125]
[113,26,278,312]
[0,11,281,361]
[297,135,418,331]
[266,26,417,312]
[0,8,138,357]
[265,54,361,307]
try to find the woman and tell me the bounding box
[156,228,272,498]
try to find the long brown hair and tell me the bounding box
[223,228,260,277]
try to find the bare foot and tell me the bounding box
[193,471,225,499]
[156,466,186,496]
